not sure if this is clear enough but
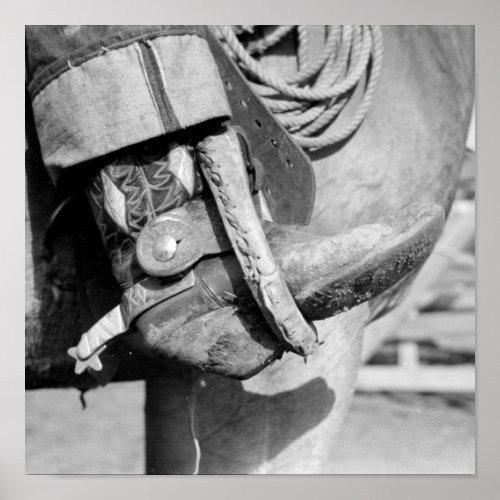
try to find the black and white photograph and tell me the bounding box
[25,24,475,475]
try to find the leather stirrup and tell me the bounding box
[196,126,318,357]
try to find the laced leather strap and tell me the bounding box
[196,126,318,357]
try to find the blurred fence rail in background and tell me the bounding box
[357,147,475,394]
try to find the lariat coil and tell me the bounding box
[215,25,383,150]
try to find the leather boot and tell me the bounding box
[75,134,444,379]
[134,200,442,378]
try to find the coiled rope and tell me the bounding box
[215,25,383,151]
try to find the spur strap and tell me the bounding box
[196,126,318,357]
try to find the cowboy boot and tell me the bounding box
[69,127,444,379]
[135,200,442,378]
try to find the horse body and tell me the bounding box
[310,26,473,236]
[25,25,474,474]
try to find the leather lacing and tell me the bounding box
[214,25,383,151]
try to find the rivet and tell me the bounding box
[152,234,177,262]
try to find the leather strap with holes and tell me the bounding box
[205,28,316,226]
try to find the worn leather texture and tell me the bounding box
[205,29,316,225]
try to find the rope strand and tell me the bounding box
[215,25,383,151]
